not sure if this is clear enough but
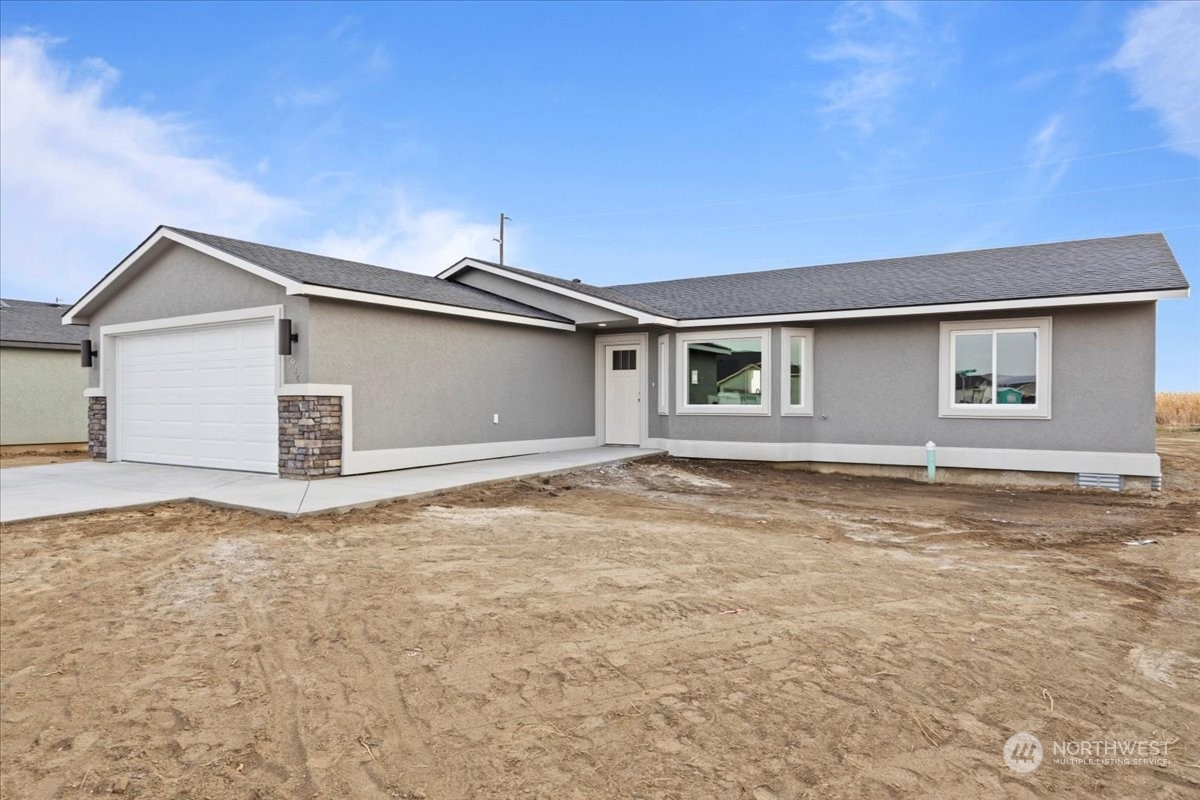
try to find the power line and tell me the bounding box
[697,222,1200,278]
[699,175,1199,232]
[541,139,1200,221]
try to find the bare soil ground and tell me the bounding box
[2,438,1198,799]
[0,448,88,469]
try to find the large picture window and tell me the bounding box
[939,317,1051,418]
[676,329,771,415]
[779,327,814,415]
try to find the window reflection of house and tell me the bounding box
[956,371,1038,405]
[955,371,992,404]
[715,362,762,404]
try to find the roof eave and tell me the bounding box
[0,339,82,351]
[669,288,1190,328]
[288,283,575,330]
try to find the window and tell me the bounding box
[779,327,814,415]
[938,317,1051,418]
[657,335,669,415]
[611,349,637,370]
[676,328,771,415]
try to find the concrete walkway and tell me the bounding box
[0,447,662,523]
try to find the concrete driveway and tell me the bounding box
[0,447,661,523]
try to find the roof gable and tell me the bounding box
[63,227,573,329]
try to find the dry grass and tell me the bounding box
[1157,391,1200,429]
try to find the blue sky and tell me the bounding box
[1,0,1197,388]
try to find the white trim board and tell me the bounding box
[644,438,1162,477]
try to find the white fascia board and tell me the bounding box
[441,259,674,325]
[672,289,1189,328]
[98,304,283,337]
[63,228,302,325]
[292,284,576,331]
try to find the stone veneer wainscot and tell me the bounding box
[278,396,343,479]
[87,396,107,460]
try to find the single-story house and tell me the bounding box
[61,227,1189,487]
[0,298,90,447]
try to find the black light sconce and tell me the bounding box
[278,318,299,356]
[80,339,97,367]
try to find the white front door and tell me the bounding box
[604,344,640,445]
[115,319,278,472]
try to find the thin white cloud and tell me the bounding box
[812,1,954,135]
[1112,1,1200,158]
[1027,113,1071,191]
[274,86,337,108]
[0,34,292,298]
[0,34,496,303]
[302,194,505,275]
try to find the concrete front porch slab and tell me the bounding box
[0,447,662,523]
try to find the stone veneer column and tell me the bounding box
[278,396,343,479]
[87,396,107,460]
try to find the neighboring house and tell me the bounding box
[60,227,1189,487]
[0,298,90,447]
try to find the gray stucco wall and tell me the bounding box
[0,347,88,445]
[307,298,596,451]
[651,303,1157,454]
[82,242,309,386]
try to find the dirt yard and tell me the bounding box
[0,448,88,469]
[2,438,1198,799]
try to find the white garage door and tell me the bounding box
[116,319,278,472]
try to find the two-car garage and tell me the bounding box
[113,318,278,473]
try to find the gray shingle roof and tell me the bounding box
[166,227,571,324]
[605,233,1189,319]
[0,298,89,348]
[465,258,673,318]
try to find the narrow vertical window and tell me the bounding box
[780,328,814,415]
[657,335,669,415]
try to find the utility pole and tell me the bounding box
[493,213,511,265]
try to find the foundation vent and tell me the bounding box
[1151,476,1163,492]
[1076,473,1124,492]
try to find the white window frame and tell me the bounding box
[657,334,670,415]
[938,316,1052,419]
[675,328,772,415]
[779,327,814,416]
